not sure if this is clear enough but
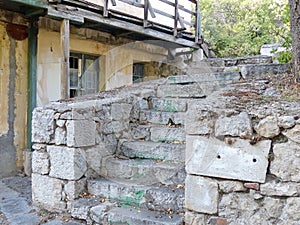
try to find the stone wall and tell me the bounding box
[185,79,300,225]
[31,80,160,212]
[31,58,300,224]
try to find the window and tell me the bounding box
[69,53,99,98]
[133,63,145,83]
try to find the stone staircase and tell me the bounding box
[67,55,291,224]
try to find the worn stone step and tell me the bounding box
[166,72,241,85]
[100,156,185,186]
[150,127,186,143]
[187,66,225,75]
[157,83,205,98]
[140,110,185,125]
[131,124,151,141]
[240,63,291,80]
[105,207,184,225]
[87,179,184,213]
[191,55,272,67]
[150,98,187,112]
[119,141,185,162]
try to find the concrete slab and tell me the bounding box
[186,136,271,183]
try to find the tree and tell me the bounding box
[200,0,290,58]
[288,0,300,82]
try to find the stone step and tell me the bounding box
[187,66,225,75]
[101,156,185,186]
[87,178,184,213]
[187,66,242,75]
[166,72,241,85]
[189,55,272,68]
[157,83,205,98]
[140,110,185,125]
[240,63,291,80]
[105,207,184,225]
[150,97,187,112]
[131,124,151,141]
[119,141,185,162]
[150,127,186,143]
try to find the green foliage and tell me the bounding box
[199,0,290,58]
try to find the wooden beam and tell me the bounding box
[60,19,70,98]
[47,7,84,23]
[77,8,199,48]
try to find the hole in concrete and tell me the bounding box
[217,154,221,159]
[253,158,257,163]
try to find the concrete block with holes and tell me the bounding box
[186,136,271,183]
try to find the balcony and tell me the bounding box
[47,0,202,49]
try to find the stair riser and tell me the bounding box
[150,127,186,143]
[151,98,187,112]
[140,110,185,125]
[120,142,185,163]
[157,84,205,98]
[166,72,241,85]
[88,180,184,213]
[100,157,186,186]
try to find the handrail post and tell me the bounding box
[174,0,178,37]
[103,0,108,17]
[195,0,201,43]
[144,0,149,27]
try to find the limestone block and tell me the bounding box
[185,175,219,214]
[185,211,209,225]
[220,193,286,224]
[131,125,150,140]
[102,121,128,135]
[151,98,187,112]
[186,136,271,183]
[280,197,300,222]
[263,197,285,219]
[90,203,115,224]
[101,156,185,186]
[240,63,291,80]
[150,127,185,143]
[32,109,55,143]
[106,206,184,225]
[215,112,252,138]
[32,151,49,175]
[48,146,87,180]
[278,116,296,129]
[283,124,300,144]
[64,178,86,200]
[60,107,95,120]
[218,180,246,193]
[111,103,132,120]
[219,193,260,224]
[255,116,280,138]
[32,173,66,212]
[260,180,299,196]
[66,120,96,147]
[120,141,185,162]
[71,198,99,220]
[270,141,300,182]
[185,102,217,135]
[85,144,114,175]
[55,127,66,145]
[140,110,185,125]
